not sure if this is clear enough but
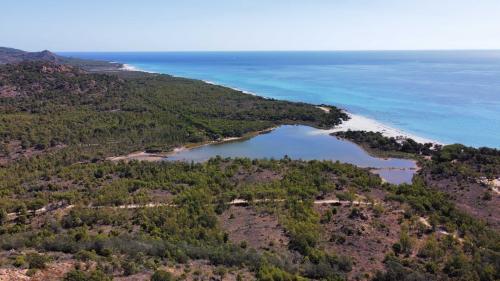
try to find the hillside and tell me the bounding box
[334,131,500,228]
[0,47,123,72]
[0,61,498,281]
[0,61,346,165]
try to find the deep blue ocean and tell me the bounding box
[61,51,500,148]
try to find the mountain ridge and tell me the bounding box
[0,47,123,72]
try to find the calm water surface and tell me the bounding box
[166,125,416,184]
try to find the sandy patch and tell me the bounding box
[107,151,168,162]
[317,106,331,113]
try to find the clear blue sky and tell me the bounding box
[1,0,500,51]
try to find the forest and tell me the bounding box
[0,61,346,160]
[0,62,498,280]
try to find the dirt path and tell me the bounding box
[6,198,372,221]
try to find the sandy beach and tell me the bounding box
[120,63,156,74]
[120,63,139,71]
[310,112,440,145]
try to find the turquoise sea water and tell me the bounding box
[62,51,500,148]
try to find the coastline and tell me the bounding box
[120,63,156,74]
[312,112,441,145]
[120,64,139,71]
[119,63,441,146]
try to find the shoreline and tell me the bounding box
[120,64,139,71]
[107,127,278,162]
[119,63,441,146]
[312,112,441,145]
[165,126,277,157]
[120,63,156,74]
[203,80,259,96]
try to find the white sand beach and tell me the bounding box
[311,112,440,145]
[120,64,139,71]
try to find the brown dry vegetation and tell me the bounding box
[420,173,500,228]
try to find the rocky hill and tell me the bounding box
[0,47,123,72]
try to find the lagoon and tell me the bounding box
[166,125,417,184]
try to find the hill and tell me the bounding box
[0,47,123,72]
[0,61,346,165]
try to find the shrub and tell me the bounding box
[13,255,26,267]
[27,253,47,269]
[75,250,98,261]
[399,230,413,255]
[64,269,112,281]
[122,260,139,276]
[151,270,173,281]
[0,208,7,225]
[257,266,302,281]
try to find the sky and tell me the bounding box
[1,0,500,52]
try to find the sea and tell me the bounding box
[61,51,500,148]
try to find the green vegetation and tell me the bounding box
[0,61,346,160]
[0,62,498,280]
[428,144,500,180]
[335,130,500,180]
[151,270,173,281]
[0,156,497,280]
[334,130,436,157]
[0,156,378,279]
[63,269,112,281]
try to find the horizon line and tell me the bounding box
[55,48,500,53]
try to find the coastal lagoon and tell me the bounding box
[59,51,500,182]
[62,51,500,148]
[166,125,417,184]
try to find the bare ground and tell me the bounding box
[219,205,289,252]
[316,198,403,280]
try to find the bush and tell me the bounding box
[27,253,47,269]
[257,266,302,281]
[13,255,26,267]
[122,260,139,276]
[64,270,87,281]
[151,270,173,281]
[64,269,112,281]
[75,250,98,261]
[398,230,413,255]
[0,208,7,225]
